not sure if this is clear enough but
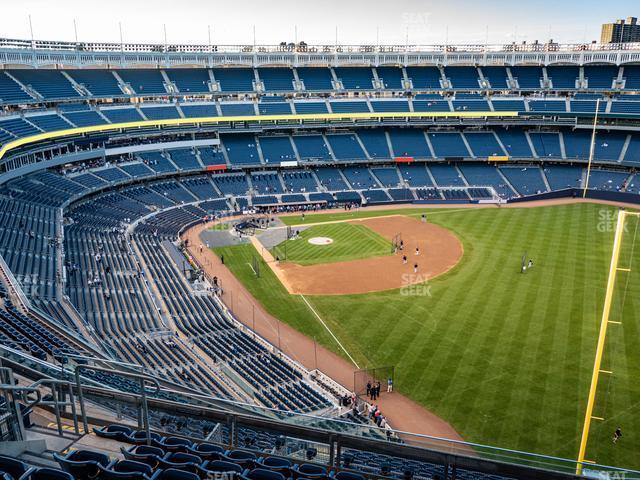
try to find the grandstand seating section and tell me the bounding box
[213,68,255,92]
[1,65,640,112]
[4,58,640,480]
[117,69,168,95]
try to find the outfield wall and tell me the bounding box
[508,189,640,206]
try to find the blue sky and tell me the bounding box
[3,0,638,45]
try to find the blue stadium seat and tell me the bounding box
[370,100,410,112]
[500,166,547,196]
[481,67,509,89]
[20,468,74,480]
[117,69,168,95]
[258,68,295,92]
[444,67,481,89]
[54,450,111,479]
[376,66,405,90]
[405,67,443,90]
[326,134,367,160]
[180,103,218,117]
[528,132,562,158]
[464,132,505,157]
[164,68,211,93]
[584,65,618,90]
[357,130,390,159]
[259,136,296,163]
[547,66,579,90]
[27,114,71,132]
[330,100,370,113]
[222,134,261,165]
[622,65,640,90]
[10,70,80,99]
[220,102,256,116]
[297,67,334,91]
[101,107,144,123]
[140,105,181,120]
[96,459,154,480]
[388,129,430,158]
[213,68,255,92]
[0,72,34,104]
[66,70,123,97]
[428,132,470,158]
[293,136,332,161]
[510,66,543,89]
[495,128,534,157]
[293,101,329,114]
[334,67,374,90]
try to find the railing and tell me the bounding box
[74,364,159,443]
[5,363,640,480]
[0,252,32,310]
[3,347,640,479]
[1,37,640,55]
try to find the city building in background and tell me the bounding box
[601,16,640,43]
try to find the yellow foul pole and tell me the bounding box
[576,209,626,474]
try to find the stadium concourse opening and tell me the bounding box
[251,215,463,295]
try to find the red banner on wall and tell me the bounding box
[394,157,415,163]
[206,165,227,172]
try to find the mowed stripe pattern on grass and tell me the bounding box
[218,204,640,470]
[274,223,392,266]
[306,205,616,462]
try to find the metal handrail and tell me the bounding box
[0,384,42,442]
[63,353,143,372]
[29,378,80,435]
[0,375,85,436]
[74,364,159,443]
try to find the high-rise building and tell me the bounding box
[601,17,640,43]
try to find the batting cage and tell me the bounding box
[270,226,295,263]
[391,233,402,254]
[251,255,261,278]
[353,366,395,399]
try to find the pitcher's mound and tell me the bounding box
[308,237,334,245]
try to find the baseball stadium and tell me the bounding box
[1,1,640,479]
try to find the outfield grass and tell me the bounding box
[216,204,640,470]
[272,223,391,265]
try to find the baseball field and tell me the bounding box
[212,202,640,471]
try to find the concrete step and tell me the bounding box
[18,450,60,469]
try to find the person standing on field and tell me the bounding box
[613,427,622,444]
[387,377,393,393]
